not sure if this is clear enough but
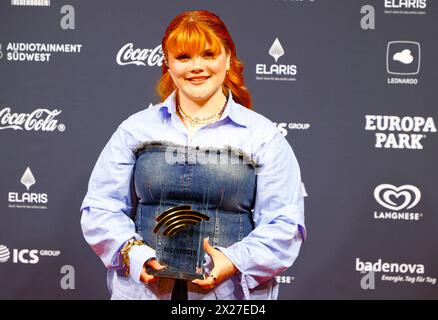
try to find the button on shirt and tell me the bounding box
[80,90,306,300]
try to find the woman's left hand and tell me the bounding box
[191,238,238,290]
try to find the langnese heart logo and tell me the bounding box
[374,184,421,211]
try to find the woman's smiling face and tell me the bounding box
[167,44,230,104]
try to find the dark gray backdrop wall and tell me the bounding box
[0,0,437,299]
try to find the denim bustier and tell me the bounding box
[132,141,257,269]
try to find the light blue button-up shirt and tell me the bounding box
[80,90,306,300]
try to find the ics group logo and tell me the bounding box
[274,122,311,137]
[387,41,421,85]
[256,38,298,82]
[0,245,11,263]
[365,115,436,150]
[8,167,48,210]
[0,244,60,265]
[116,43,163,67]
[373,184,423,221]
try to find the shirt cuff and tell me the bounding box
[214,245,265,290]
[128,245,156,284]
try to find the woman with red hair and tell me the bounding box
[81,10,305,300]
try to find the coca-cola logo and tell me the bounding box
[0,107,65,132]
[116,43,163,67]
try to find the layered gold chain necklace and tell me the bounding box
[177,95,228,127]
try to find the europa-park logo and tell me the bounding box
[365,115,436,149]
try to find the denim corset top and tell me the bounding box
[133,141,257,253]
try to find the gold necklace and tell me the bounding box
[177,95,228,127]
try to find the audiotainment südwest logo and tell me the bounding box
[373,184,423,221]
[8,167,48,210]
[256,38,297,82]
[365,115,436,150]
[116,43,163,67]
[2,42,82,63]
[387,41,421,85]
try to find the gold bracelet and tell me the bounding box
[120,239,145,277]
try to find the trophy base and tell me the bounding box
[147,266,204,281]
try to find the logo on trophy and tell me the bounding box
[147,204,210,280]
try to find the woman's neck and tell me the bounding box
[177,89,227,118]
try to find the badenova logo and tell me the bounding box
[256,38,297,81]
[116,43,163,67]
[0,107,65,132]
[387,41,420,85]
[384,0,427,15]
[356,258,424,274]
[373,184,423,221]
[365,115,436,149]
[356,258,436,285]
[8,167,48,210]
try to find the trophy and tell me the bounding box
[147,204,210,280]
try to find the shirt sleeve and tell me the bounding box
[80,125,155,283]
[217,125,306,290]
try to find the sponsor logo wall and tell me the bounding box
[0,0,437,299]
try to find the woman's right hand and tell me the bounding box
[140,258,165,284]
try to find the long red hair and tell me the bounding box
[156,10,252,109]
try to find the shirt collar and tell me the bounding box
[159,89,249,128]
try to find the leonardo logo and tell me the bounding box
[256,38,297,81]
[386,41,420,85]
[373,184,423,221]
[0,245,11,263]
